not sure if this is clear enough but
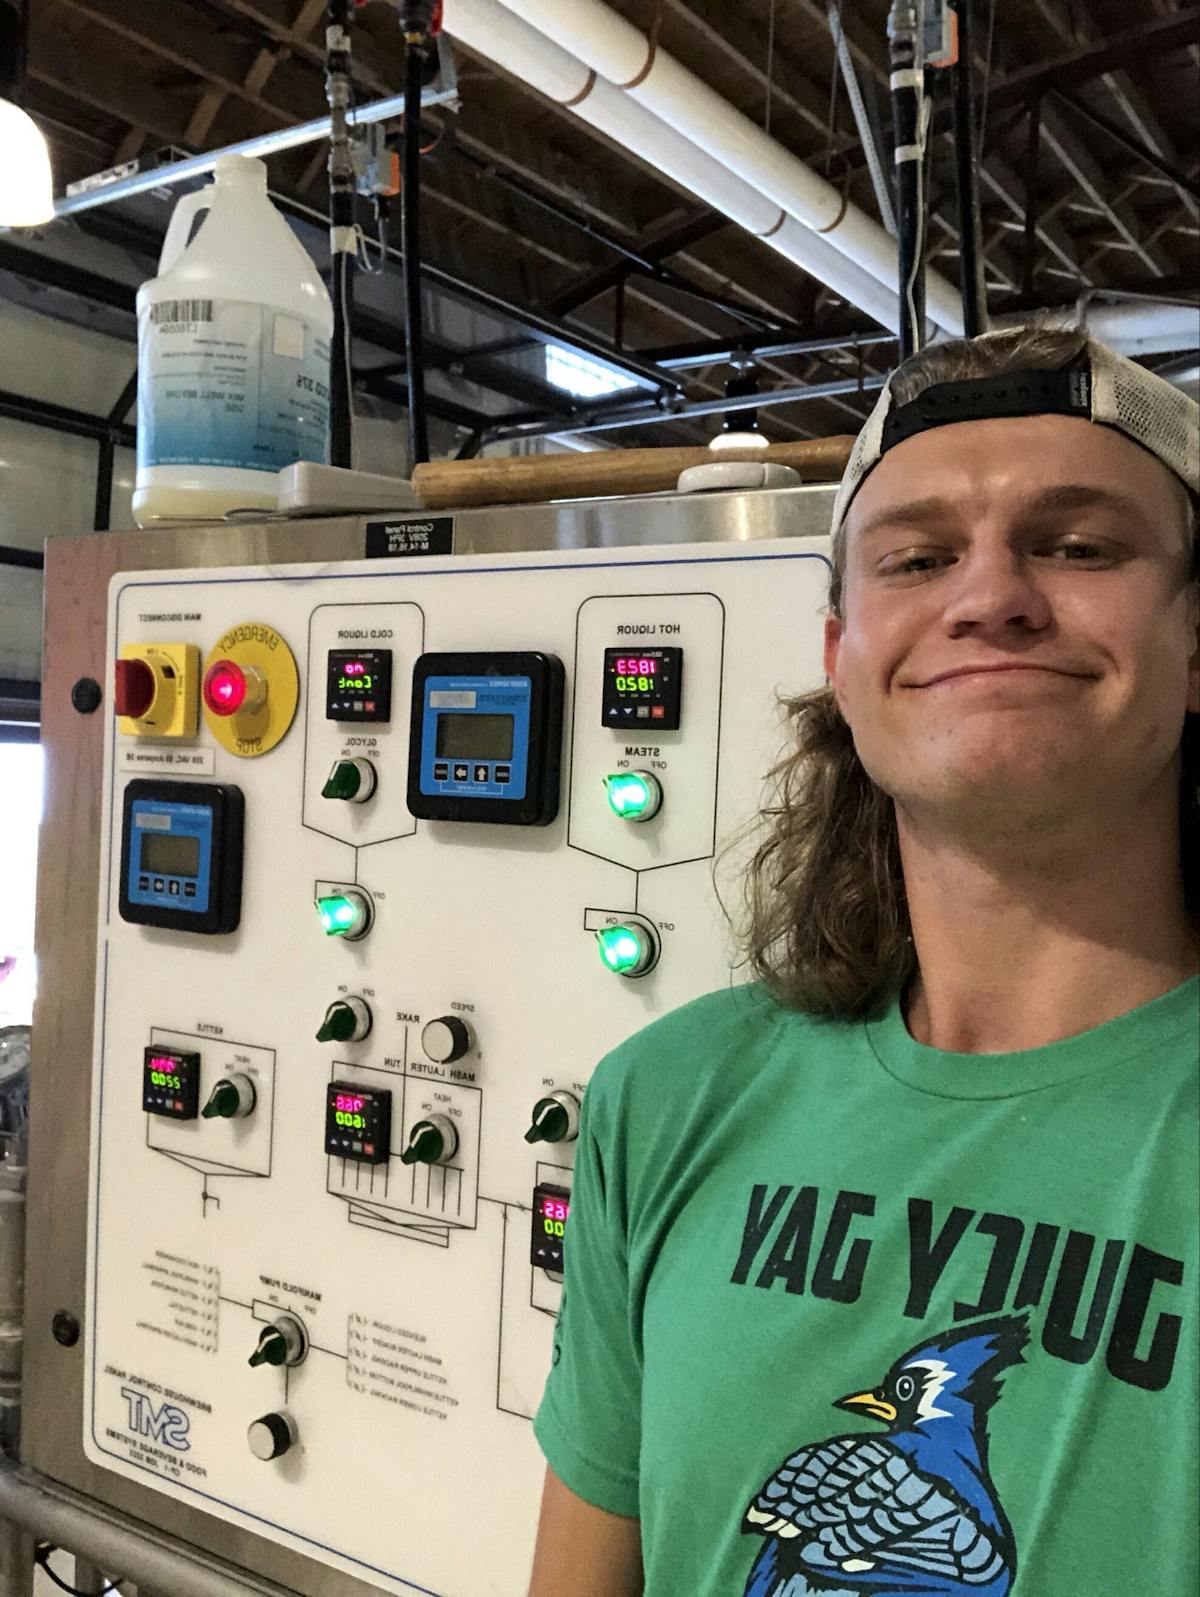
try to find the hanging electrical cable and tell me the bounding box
[326,0,357,468]
[398,0,440,467]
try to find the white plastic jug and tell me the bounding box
[133,155,333,526]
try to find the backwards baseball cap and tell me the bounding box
[831,330,1200,539]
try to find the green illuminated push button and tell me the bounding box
[316,996,372,1043]
[525,1092,580,1145]
[201,1073,256,1119]
[596,918,659,979]
[603,770,662,822]
[321,758,376,804]
[315,889,371,940]
[399,1114,458,1167]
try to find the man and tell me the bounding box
[529,325,1199,1596]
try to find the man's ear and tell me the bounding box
[823,612,843,691]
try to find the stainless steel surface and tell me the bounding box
[26,486,836,1595]
[54,82,460,220]
[0,1464,293,1597]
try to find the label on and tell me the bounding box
[365,517,454,559]
[118,746,216,776]
[137,298,331,473]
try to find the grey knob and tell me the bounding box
[247,1411,297,1461]
[421,1015,473,1065]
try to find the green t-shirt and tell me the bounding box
[535,975,1199,1597]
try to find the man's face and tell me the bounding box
[823,413,1200,835]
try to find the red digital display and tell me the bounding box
[614,657,658,675]
[336,1093,366,1113]
[541,1195,569,1222]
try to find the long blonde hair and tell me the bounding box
[738,326,1200,1020]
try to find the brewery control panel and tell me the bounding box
[87,535,830,1596]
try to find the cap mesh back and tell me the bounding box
[1090,340,1199,492]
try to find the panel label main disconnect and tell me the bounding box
[137,299,331,473]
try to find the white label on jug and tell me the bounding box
[138,298,331,474]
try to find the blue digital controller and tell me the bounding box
[119,779,244,934]
[419,675,532,803]
[127,797,214,913]
[407,652,564,827]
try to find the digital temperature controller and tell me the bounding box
[530,1182,571,1273]
[601,646,682,730]
[324,1081,391,1164]
[142,1045,201,1120]
[326,648,393,722]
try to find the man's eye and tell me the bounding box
[886,541,1108,576]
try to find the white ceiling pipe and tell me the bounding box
[480,0,965,336]
[1001,301,1200,358]
[442,0,907,334]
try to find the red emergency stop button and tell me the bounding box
[114,657,155,719]
[202,660,242,716]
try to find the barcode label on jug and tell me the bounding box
[150,298,214,325]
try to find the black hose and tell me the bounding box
[949,0,987,336]
[401,13,432,467]
[327,0,355,468]
[888,2,926,360]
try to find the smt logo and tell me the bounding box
[121,1386,191,1451]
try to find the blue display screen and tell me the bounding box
[419,676,532,802]
[127,800,214,913]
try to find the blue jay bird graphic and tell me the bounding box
[742,1314,1028,1597]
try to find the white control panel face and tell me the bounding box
[86,537,830,1596]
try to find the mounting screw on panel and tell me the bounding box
[51,1311,80,1347]
[71,678,102,715]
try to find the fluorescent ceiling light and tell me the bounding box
[545,343,635,399]
[0,100,54,227]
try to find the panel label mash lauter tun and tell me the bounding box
[86,538,830,1596]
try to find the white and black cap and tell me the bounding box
[831,332,1200,539]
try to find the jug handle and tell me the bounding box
[158,190,211,275]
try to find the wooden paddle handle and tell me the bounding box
[411,437,856,510]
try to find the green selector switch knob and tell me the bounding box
[321,758,376,804]
[316,996,372,1044]
[400,1114,459,1167]
[525,1092,580,1145]
[201,1073,256,1119]
[248,1313,307,1370]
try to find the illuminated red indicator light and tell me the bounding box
[114,658,155,719]
[203,659,247,716]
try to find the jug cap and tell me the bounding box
[213,154,268,187]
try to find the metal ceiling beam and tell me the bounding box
[479,371,889,446]
[979,154,1086,282]
[543,211,733,318]
[1022,0,1199,222]
[1037,103,1173,276]
[639,329,894,370]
